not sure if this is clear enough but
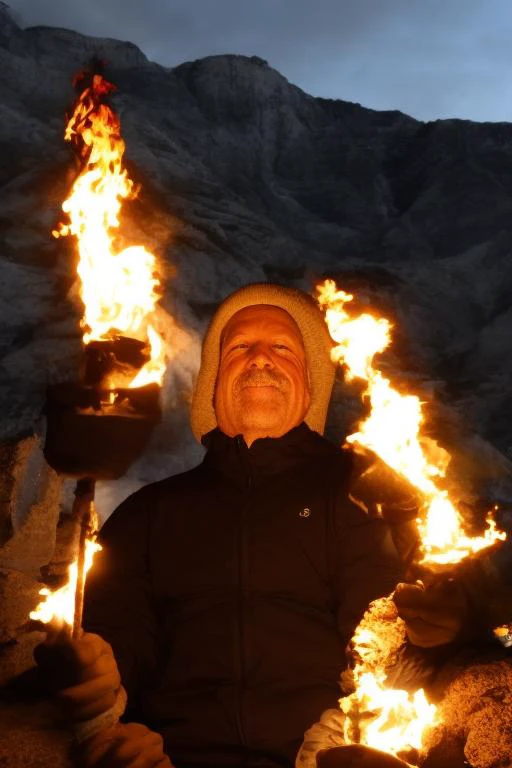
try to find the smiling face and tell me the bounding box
[214,305,311,446]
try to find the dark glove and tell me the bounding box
[317,745,409,767]
[456,539,512,629]
[393,580,469,648]
[34,629,121,721]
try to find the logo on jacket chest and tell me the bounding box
[299,507,311,518]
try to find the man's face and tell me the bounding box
[214,305,311,446]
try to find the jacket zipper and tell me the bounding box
[234,435,251,746]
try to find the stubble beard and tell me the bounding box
[232,370,289,431]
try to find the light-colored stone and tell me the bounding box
[0,630,45,687]
[422,660,512,768]
[0,699,72,767]
[0,440,61,576]
[0,569,41,643]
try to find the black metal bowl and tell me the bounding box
[44,381,161,479]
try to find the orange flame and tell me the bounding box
[316,278,506,759]
[342,672,436,755]
[30,539,101,628]
[317,279,505,565]
[53,72,166,387]
[341,598,438,758]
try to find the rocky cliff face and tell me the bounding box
[1,3,511,513]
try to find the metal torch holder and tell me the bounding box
[44,336,162,636]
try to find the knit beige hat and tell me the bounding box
[190,283,336,441]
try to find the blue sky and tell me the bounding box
[8,0,512,122]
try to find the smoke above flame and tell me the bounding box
[316,278,506,759]
[53,71,166,388]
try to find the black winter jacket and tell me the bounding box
[84,424,403,768]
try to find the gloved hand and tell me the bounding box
[317,745,409,767]
[81,722,173,768]
[393,580,468,648]
[34,630,121,721]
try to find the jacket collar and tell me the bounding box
[201,422,338,488]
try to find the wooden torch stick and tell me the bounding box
[72,477,97,639]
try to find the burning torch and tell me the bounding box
[297,280,509,768]
[31,67,166,642]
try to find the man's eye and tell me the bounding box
[273,344,290,351]
[230,343,248,351]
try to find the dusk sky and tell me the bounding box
[8,0,512,123]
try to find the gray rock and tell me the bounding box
[0,697,72,767]
[0,630,45,687]
[0,569,41,643]
[0,437,61,575]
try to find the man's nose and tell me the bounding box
[248,342,273,368]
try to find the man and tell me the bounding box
[37,284,466,768]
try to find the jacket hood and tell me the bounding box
[190,283,336,442]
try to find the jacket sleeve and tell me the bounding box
[83,486,162,703]
[332,489,405,646]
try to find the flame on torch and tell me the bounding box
[316,278,506,760]
[340,599,438,759]
[33,70,167,634]
[53,71,166,389]
[30,539,101,629]
[317,279,505,566]
[342,671,435,755]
